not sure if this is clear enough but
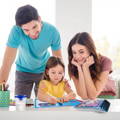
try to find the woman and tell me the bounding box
[68,32,116,100]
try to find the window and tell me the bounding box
[92,0,120,70]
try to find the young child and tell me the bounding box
[37,56,76,104]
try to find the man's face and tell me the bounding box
[21,19,42,39]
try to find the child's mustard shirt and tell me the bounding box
[39,80,65,98]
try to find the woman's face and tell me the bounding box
[47,65,64,85]
[71,43,90,64]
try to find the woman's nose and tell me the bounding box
[75,54,82,60]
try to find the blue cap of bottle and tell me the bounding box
[15,95,27,100]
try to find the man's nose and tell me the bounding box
[28,29,35,35]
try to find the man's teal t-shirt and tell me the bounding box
[7,22,61,73]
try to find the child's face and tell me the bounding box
[47,65,64,85]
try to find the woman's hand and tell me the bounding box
[83,56,95,67]
[71,58,83,68]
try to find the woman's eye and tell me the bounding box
[79,51,84,54]
[72,52,76,54]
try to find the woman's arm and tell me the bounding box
[63,81,76,101]
[71,59,88,99]
[82,56,109,99]
[37,81,58,104]
[83,66,109,99]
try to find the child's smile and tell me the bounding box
[47,65,64,85]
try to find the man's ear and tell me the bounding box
[38,16,41,22]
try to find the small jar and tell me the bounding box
[15,95,27,111]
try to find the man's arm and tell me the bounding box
[52,49,62,58]
[0,46,17,84]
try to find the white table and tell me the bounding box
[0,99,120,120]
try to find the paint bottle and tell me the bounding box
[15,95,27,111]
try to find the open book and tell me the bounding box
[34,99,81,108]
[74,99,110,112]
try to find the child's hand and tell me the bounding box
[63,92,76,102]
[63,96,70,102]
[57,97,69,103]
[47,96,58,104]
[57,98,64,103]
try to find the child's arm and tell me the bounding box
[63,81,76,101]
[37,81,58,104]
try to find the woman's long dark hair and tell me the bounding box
[43,56,65,81]
[68,32,101,81]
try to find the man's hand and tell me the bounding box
[0,80,6,85]
[0,83,9,91]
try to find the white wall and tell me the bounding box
[56,0,92,77]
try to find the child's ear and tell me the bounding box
[38,16,41,22]
[62,73,65,79]
[63,72,65,77]
[46,69,49,75]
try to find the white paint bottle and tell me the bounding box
[15,95,27,111]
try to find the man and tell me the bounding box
[0,5,62,98]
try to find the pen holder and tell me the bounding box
[0,90,10,107]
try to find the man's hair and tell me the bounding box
[15,5,39,26]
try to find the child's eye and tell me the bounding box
[52,72,55,74]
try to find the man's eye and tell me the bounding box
[33,25,37,29]
[24,30,29,33]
